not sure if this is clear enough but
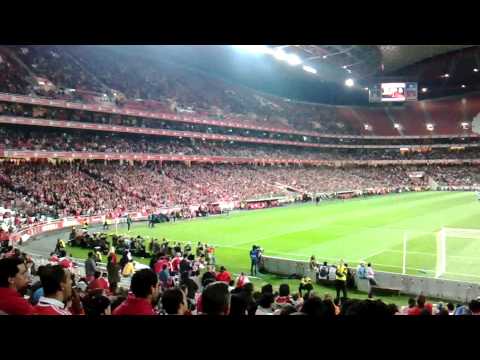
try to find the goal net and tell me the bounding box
[434,227,480,280]
[398,228,480,281]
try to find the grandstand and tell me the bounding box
[2,45,480,316]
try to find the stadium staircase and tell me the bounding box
[0,47,38,86]
[61,47,112,94]
[273,182,305,194]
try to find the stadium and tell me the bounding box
[1,44,480,316]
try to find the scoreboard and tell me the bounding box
[369,82,418,103]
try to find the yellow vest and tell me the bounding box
[122,262,135,277]
[336,265,347,281]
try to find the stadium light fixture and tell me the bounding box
[421,87,428,93]
[302,65,317,74]
[345,78,354,87]
[285,53,302,66]
[461,84,466,88]
[364,124,372,131]
[394,123,401,129]
[426,123,434,131]
[461,122,469,129]
[273,48,289,61]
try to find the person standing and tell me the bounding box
[107,251,120,294]
[127,215,132,232]
[85,252,97,283]
[335,260,348,302]
[366,263,377,298]
[250,245,258,276]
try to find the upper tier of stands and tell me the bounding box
[0,45,478,138]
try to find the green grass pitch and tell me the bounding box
[66,191,480,302]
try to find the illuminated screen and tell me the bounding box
[381,83,406,102]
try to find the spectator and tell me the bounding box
[255,293,275,315]
[215,265,232,284]
[229,294,248,316]
[201,265,216,287]
[201,281,230,315]
[0,257,35,315]
[85,252,96,283]
[447,302,455,315]
[408,295,432,315]
[88,271,109,294]
[122,260,135,278]
[275,283,293,307]
[180,271,199,303]
[301,296,326,317]
[107,252,120,294]
[401,297,416,315]
[33,265,83,315]
[235,272,250,288]
[161,288,188,315]
[113,269,159,315]
[82,294,111,316]
[279,304,297,315]
[366,262,377,297]
[158,264,171,289]
[469,298,480,315]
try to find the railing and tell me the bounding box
[4,148,480,166]
[2,115,480,150]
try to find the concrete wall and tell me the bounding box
[261,256,480,303]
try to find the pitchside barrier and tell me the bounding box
[260,255,480,303]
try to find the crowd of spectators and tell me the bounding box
[2,240,480,316]
[1,125,479,162]
[1,158,479,229]
[0,45,369,135]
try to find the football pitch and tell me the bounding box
[71,191,480,283]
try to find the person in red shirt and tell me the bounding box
[113,269,159,315]
[88,271,110,295]
[0,257,35,315]
[236,272,250,288]
[215,266,232,284]
[33,264,83,315]
[407,295,433,315]
[171,253,181,275]
[58,257,73,271]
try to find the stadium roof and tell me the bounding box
[99,45,480,105]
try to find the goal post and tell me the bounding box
[435,227,480,280]
[401,229,446,278]
[436,228,446,278]
[399,227,480,280]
